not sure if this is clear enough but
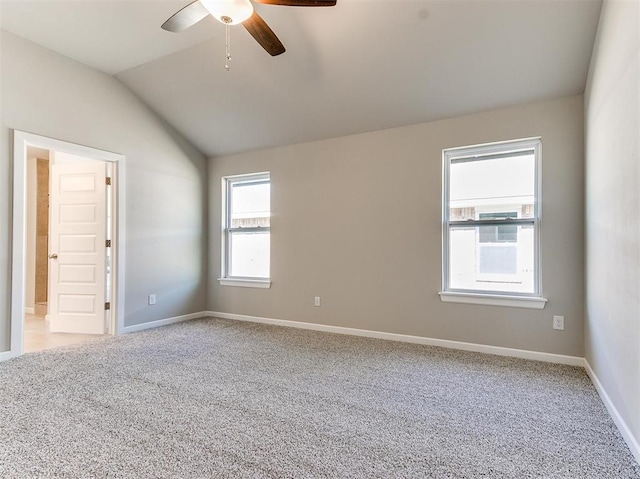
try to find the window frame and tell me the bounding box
[219,172,271,289]
[440,138,547,309]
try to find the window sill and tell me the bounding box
[438,291,547,309]
[218,278,271,289]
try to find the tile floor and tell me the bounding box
[24,313,99,353]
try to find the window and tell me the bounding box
[220,172,271,288]
[440,138,546,309]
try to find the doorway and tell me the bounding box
[24,148,112,351]
[10,131,126,358]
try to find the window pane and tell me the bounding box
[231,181,270,228]
[478,214,518,243]
[229,231,270,278]
[478,245,517,274]
[450,153,535,220]
[479,225,519,243]
[449,225,534,294]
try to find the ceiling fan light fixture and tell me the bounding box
[200,0,254,25]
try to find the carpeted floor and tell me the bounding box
[0,317,638,478]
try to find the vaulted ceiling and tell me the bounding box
[1,0,603,157]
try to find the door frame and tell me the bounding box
[9,130,127,358]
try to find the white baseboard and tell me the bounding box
[203,311,584,366]
[24,307,34,314]
[121,312,203,334]
[0,350,18,362]
[584,359,640,465]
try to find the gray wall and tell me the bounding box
[584,0,640,454]
[0,30,208,351]
[209,95,585,357]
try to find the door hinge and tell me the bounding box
[106,177,112,186]
[106,239,112,247]
[105,302,111,311]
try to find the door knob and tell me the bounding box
[49,254,58,259]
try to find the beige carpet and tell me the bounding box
[0,317,638,478]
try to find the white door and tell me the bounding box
[49,161,108,334]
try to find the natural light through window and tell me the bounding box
[441,138,546,308]
[220,172,271,287]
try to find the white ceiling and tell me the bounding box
[1,0,603,157]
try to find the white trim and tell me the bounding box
[121,312,203,334]
[24,307,34,315]
[204,311,582,366]
[7,130,126,359]
[218,278,271,289]
[442,137,543,298]
[4,307,582,367]
[112,159,127,336]
[0,350,18,362]
[438,291,548,309]
[221,171,271,282]
[443,136,544,154]
[584,359,640,465]
[10,135,27,358]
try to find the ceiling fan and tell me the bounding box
[162,0,337,59]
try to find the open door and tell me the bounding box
[48,160,108,334]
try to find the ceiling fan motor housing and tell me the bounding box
[200,0,254,25]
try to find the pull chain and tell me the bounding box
[224,22,231,71]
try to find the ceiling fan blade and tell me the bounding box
[253,0,336,5]
[242,12,286,56]
[161,0,210,32]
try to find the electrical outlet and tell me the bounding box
[314,296,321,307]
[148,294,157,306]
[553,315,564,330]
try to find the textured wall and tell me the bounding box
[584,0,640,458]
[209,95,585,357]
[0,31,208,352]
